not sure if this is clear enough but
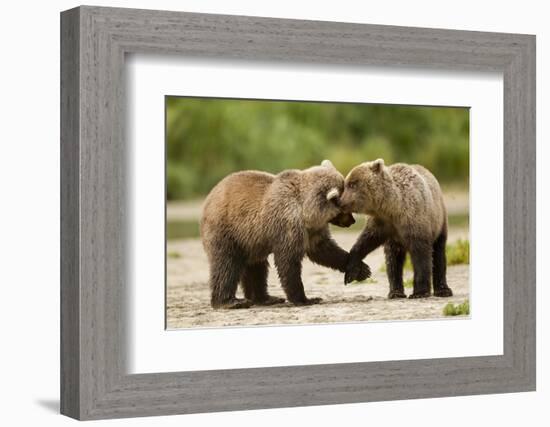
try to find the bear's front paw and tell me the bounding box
[344,260,371,285]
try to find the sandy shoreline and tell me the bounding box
[166,228,469,329]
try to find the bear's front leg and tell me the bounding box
[274,250,321,306]
[344,219,386,284]
[306,228,353,272]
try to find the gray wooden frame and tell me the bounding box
[60,5,536,421]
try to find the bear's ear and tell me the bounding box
[321,159,336,170]
[370,158,385,173]
[326,187,340,202]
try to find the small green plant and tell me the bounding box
[167,220,200,240]
[448,213,469,228]
[349,277,378,285]
[446,239,469,265]
[167,250,182,259]
[443,300,470,316]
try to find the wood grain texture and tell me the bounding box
[60,7,80,419]
[60,5,536,420]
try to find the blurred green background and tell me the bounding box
[166,97,469,239]
[166,97,469,201]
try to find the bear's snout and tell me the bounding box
[329,211,356,228]
[338,192,353,212]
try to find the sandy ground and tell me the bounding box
[166,228,469,329]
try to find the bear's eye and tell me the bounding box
[329,195,340,206]
[347,181,357,189]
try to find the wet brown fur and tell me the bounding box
[200,161,370,309]
[340,159,453,299]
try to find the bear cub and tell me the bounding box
[340,159,453,299]
[200,160,370,309]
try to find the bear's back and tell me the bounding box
[200,171,277,253]
[388,163,446,239]
[202,170,274,222]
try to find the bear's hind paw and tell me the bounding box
[408,292,431,299]
[255,295,286,306]
[291,297,323,306]
[213,298,253,309]
[388,290,406,299]
[434,287,453,297]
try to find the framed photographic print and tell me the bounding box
[164,97,470,329]
[60,5,536,420]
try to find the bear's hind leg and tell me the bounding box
[432,231,453,297]
[209,252,251,309]
[408,239,432,299]
[241,261,285,305]
[384,240,407,299]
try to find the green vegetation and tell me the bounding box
[403,278,414,288]
[443,300,470,316]
[167,250,182,259]
[167,97,469,201]
[167,220,201,240]
[380,238,470,271]
[349,277,378,285]
[447,213,469,228]
[446,239,470,265]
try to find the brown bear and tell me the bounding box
[339,159,453,299]
[200,160,370,309]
